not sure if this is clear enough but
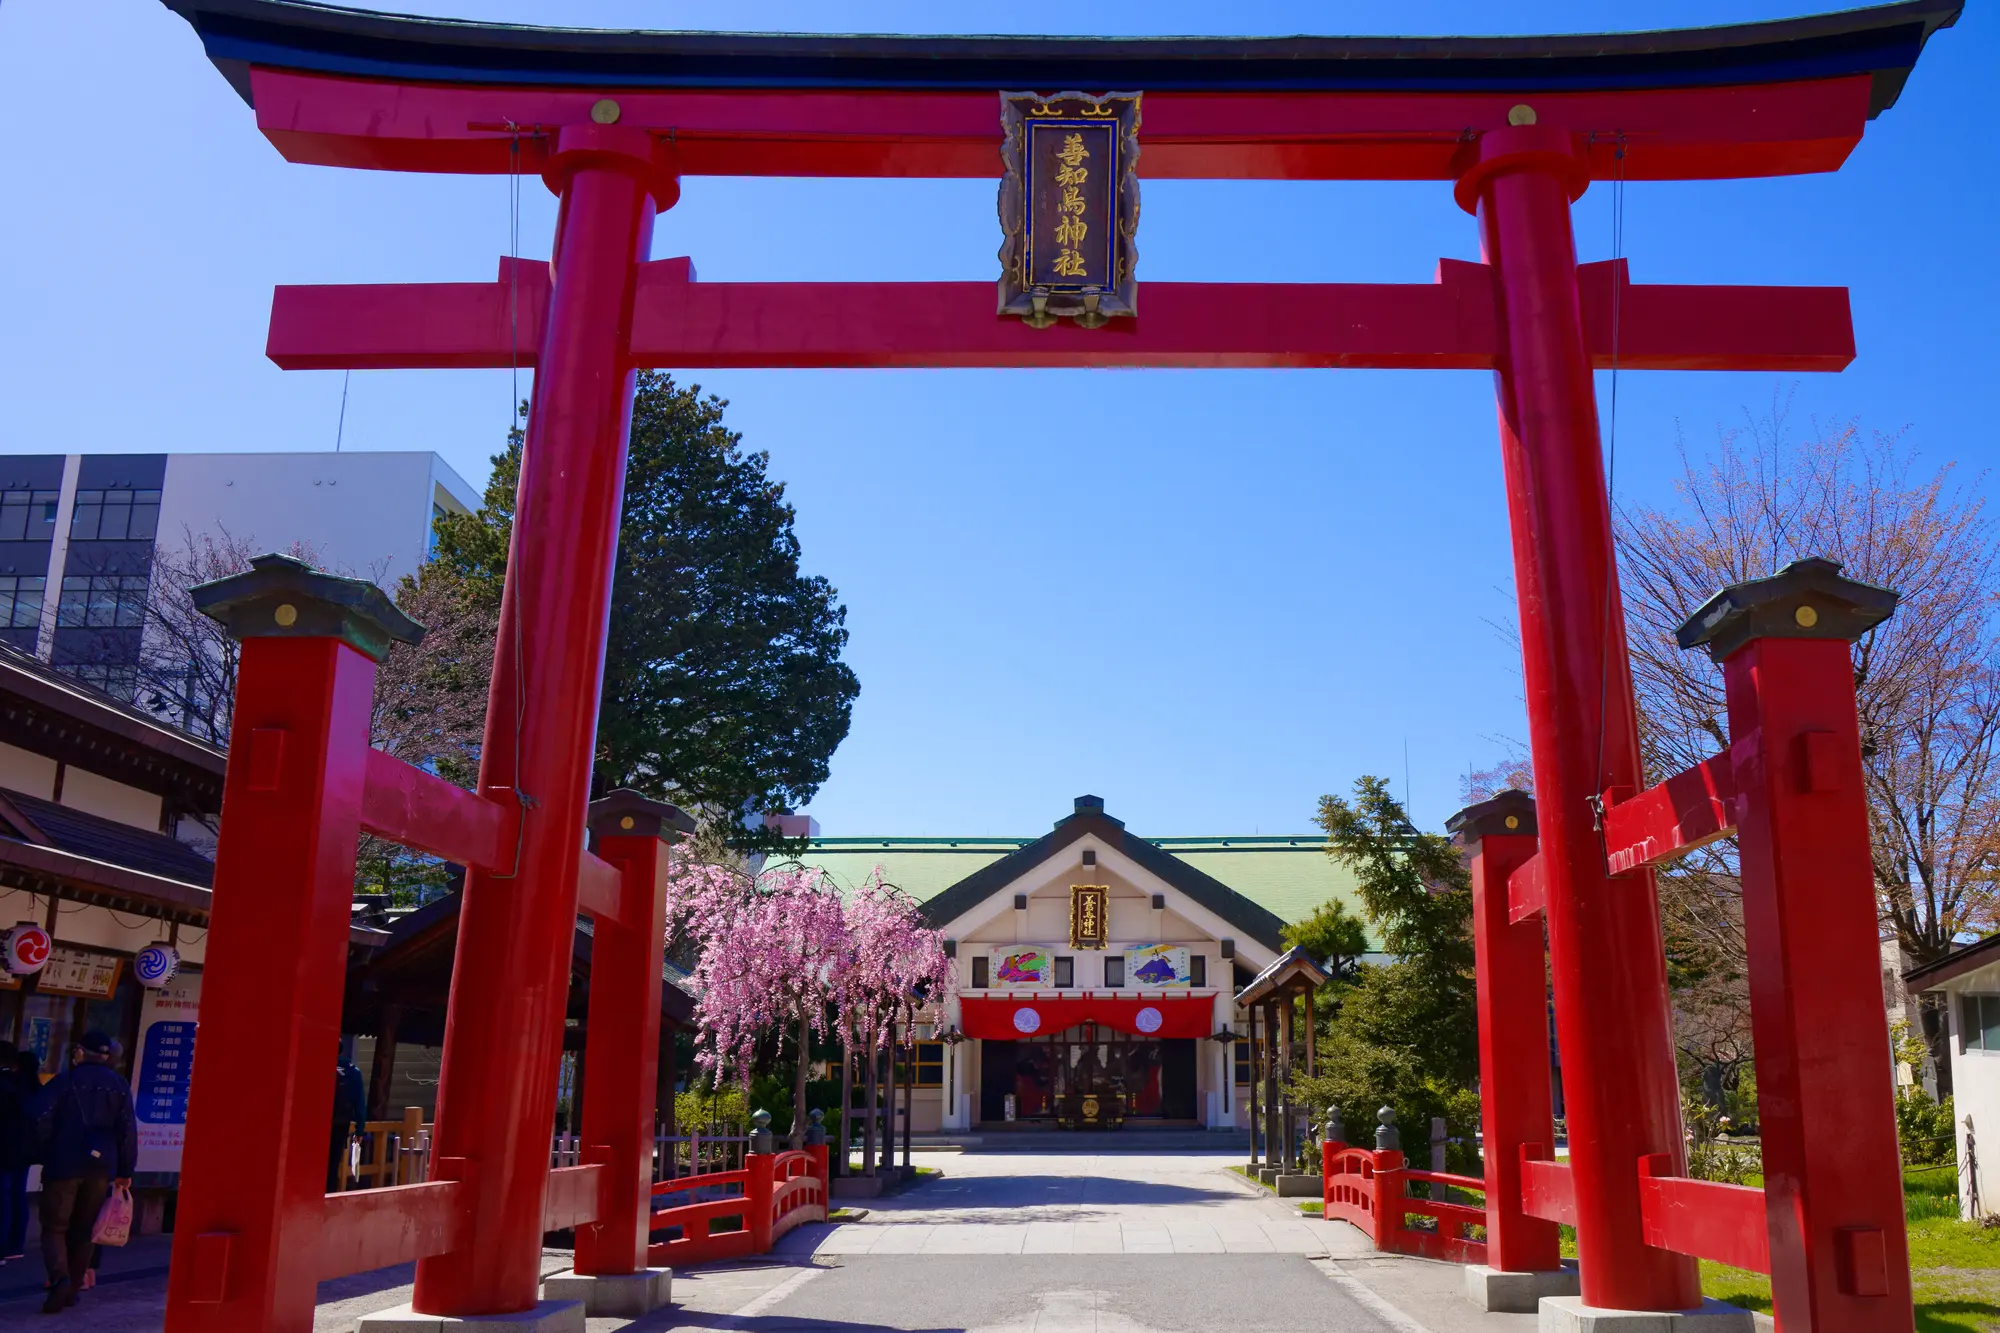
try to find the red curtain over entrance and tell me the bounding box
[959,993,1213,1040]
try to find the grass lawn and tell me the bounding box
[1697,1166,2000,1331]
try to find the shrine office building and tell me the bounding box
[791,795,1375,1135]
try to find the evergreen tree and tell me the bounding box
[434,373,859,840]
[1292,776,1481,1164]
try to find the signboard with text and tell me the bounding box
[133,972,200,1173]
[36,945,122,998]
[998,90,1140,327]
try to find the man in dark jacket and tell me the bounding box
[0,1041,35,1262]
[32,1031,136,1314]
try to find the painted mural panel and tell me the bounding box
[1125,944,1192,987]
[993,948,1052,986]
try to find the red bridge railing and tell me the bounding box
[647,1147,829,1268]
[1323,1142,1488,1266]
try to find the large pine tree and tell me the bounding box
[433,372,859,840]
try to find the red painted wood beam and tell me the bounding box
[1638,1154,1772,1274]
[269,256,1853,374]
[1519,1151,1578,1227]
[1601,748,1740,876]
[1507,853,1546,924]
[247,68,1871,182]
[543,1164,605,1233]
[360,748,516,873]
[575,851,622,923]
[317,1181,468,1281]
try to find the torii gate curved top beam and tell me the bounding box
[167,0,1958,182]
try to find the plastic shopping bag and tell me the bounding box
[92,1183,134,1247]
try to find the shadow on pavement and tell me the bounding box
[872,1174,1239,1210]
[316,1259,418,1304]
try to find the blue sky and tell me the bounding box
[1,1,1993,837]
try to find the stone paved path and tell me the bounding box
[790,1151,1347,1258]
[0,1150,1539,1331]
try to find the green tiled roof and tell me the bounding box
[784,834,1368,940]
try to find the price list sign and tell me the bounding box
[137,1020,194,1123]
[132,972,201,1172]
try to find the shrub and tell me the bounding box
[1896,1088,1956,1167]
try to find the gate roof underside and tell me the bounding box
[169,0,1956,113]
[163,0,1958,182]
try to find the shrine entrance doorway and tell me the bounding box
[981,1026,1199,1129]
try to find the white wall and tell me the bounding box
[155,452,476,592]
[1944,961,2000,1219]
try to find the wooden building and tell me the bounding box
[792,795,1376,1135]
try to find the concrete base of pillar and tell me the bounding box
[1275,1174,1321,1197]
[541,1268,672,1318]
[354,1299,584,1333]
[1538,1295,1755,1332]
[1463,1262,1580,1312]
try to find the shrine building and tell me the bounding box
[793,794,1373,1135]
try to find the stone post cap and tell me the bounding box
[1445,789,1537,844]
[190,552,424,662]
[1676,556,1899,663]
[588,788,697,842]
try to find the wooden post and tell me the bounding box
[901,1032,915,1173]
[575,790,690,1279]
[1246,1006,1261,1165]
[399,1107,423,1185]
[745,1153,775,1253]
[163,557,418,1333]
[367,1002,402,1122]
[1263,999,1282,1173]
[1448,791,1562,1274]
[1680,560,1913,1331]
[1278,993,1295,1171]
[1303,984,1316,1079]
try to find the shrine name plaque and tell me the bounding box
[1069,883,1110,950]
[999,91,1140,328]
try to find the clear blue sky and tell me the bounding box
[1,1,1993,837]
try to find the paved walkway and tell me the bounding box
[799,1151,1337,1257]
[0,1151,1540,1332]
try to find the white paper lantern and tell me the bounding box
[134,943,181,988]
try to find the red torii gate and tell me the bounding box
[156,1,1958,1330]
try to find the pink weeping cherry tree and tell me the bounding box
[834,875,956,1177]
[662,861,952,1161]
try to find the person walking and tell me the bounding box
[0,1043,36,1264]
[31,1031,135,1315]
[328,1053,366,1191]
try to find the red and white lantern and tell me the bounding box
[3,921,52,976]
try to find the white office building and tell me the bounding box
[0,451,478,698]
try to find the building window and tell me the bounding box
[57,662,138,700]
[1962,994,2000,1052]
[0,490,60,542]
[69,488,161,542]
[896,1041,944,1088]
[0,576,45,629]
[971,956,989,989]
[1054,956,1074,989]
[1189,955,1207,987]
[1104,956,1125,988]
[58,575,148,628]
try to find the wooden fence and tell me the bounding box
[333,1114,750,1194]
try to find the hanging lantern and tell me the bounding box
[134,943,181,989]
[3,922,52,976]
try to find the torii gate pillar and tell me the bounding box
[1462,123,1701,1313]
[410,124,674,1319]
